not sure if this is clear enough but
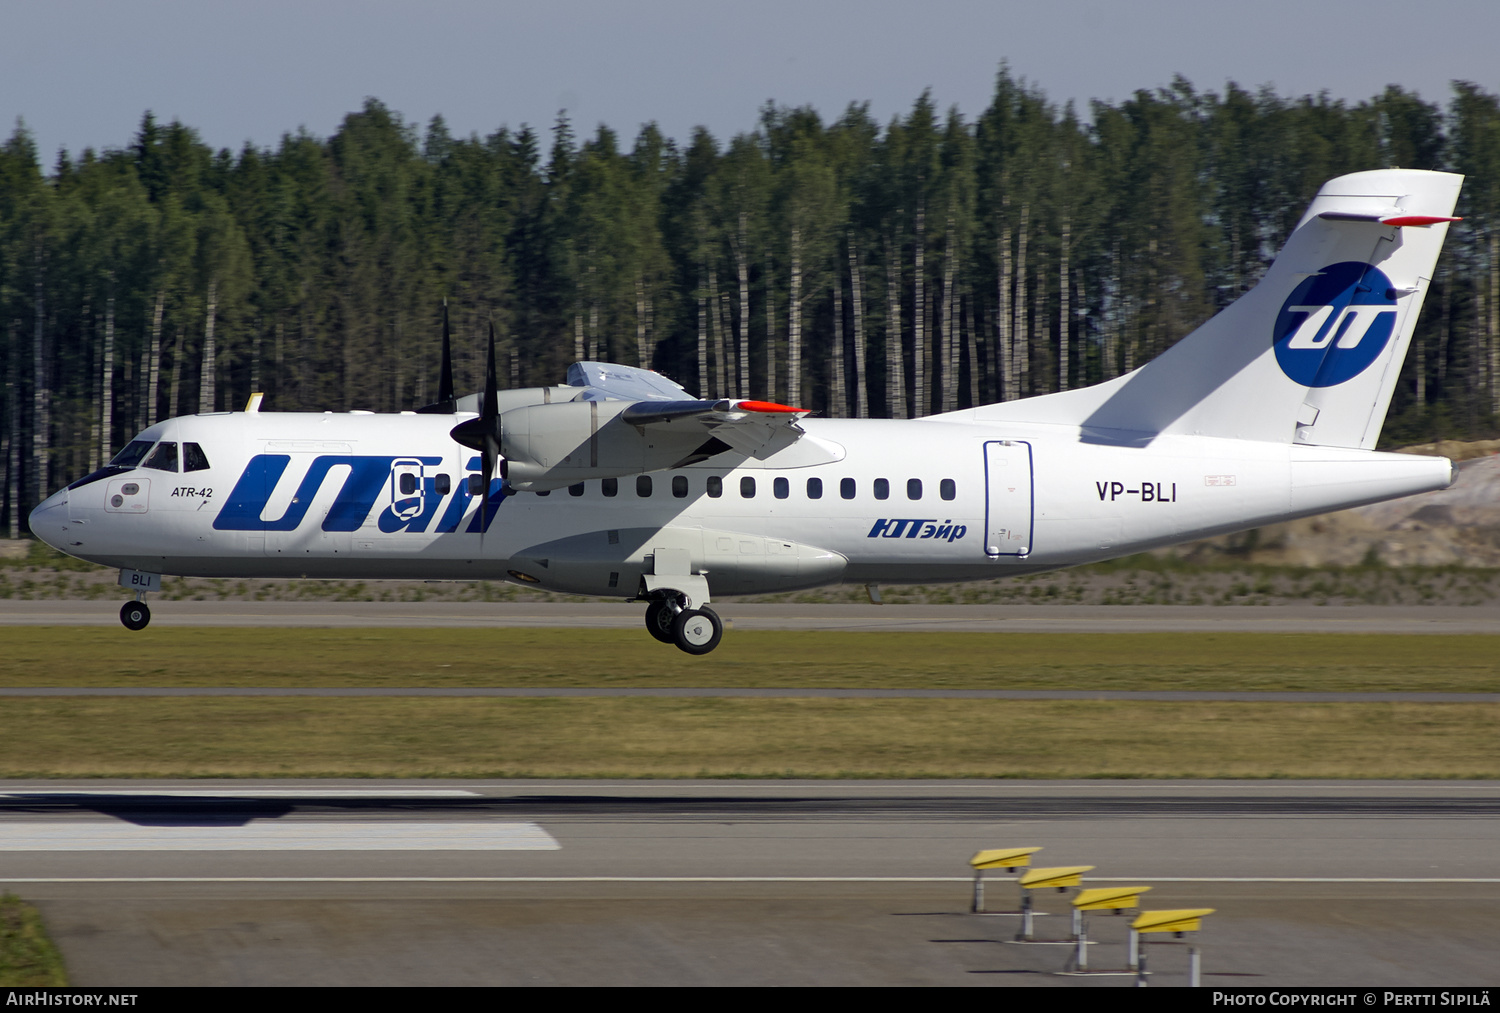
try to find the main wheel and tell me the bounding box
[120,600,151,631]
[644,600,677,644]
[671,606,722,655]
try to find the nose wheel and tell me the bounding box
[120,599,151,631]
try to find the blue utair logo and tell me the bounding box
[867,518,967,542]
[1272,261,1400,388]
[213,455,506,534]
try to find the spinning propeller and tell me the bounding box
[448,321,504,501]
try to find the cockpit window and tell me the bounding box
[109,440,155,468]
[183,443,211,472]
[143,441,179,472]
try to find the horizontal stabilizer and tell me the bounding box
[1319,211,1461,227]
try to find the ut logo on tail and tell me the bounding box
[1273,261,1399,387]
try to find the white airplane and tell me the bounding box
[30,169,1463,654]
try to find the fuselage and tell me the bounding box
[29,408,1456,598]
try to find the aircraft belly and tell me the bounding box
[509,524,847,597]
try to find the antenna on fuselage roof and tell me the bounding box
[415,299,457,415]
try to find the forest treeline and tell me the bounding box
[3,70,1500,534]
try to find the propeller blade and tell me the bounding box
[416,300,458,414]
[438,301,454,407]
[476,325,502,542]
[449,321,505,537]
[482,321,499,424]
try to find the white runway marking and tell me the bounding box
[0,821,559,851]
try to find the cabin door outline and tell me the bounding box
[983,440,1034,558]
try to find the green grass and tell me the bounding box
[0,697,1491,779]
[1,627,1494,779]
[0,895,67,987]
[0,628,1498,692]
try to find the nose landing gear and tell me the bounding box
[120,597,151,631]
[116,569,161,631]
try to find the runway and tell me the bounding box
[9,600,1500,633]
[0,686,1495,702]
[4,607,1497,985]
[1,780,1496,986]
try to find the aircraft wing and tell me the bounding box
[566,361,809,457]
[619,398,810,457]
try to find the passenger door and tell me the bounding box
[983,440,1033,557]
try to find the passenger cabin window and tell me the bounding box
[940,479,956,501]
[399,473,418,495]
[637,475,653,497]
[568,483,585,497]
[706,476,723,498]
[774,477,789,499]
[807,477,822,499]
[143,442,179,472]
[841,478,856,500]
[110,440,155,468]
[740,476,756,498]
[907,478,923,500]
[602,478,618,497]
[873,478,889,500]
[672,475,689,499]
[436,475,452,495]
[183,443,211,472]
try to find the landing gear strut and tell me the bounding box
[120,597,151,631]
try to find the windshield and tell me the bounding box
[109,440,155,468]
[143,441,179,472]
[183,442,211,472]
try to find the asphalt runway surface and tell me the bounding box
[1,780,1496,987]
[10,600,1500,633]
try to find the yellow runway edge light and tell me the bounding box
[969,847,1042,871]
[1018,865,1095,890]
[1073,886,1152,911]
[1132,908,1216,934]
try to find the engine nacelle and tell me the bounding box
[452,386,579,414]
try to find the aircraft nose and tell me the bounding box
[28,490,70,552]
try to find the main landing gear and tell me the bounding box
[120,597,151,631]
[643,596,723,655]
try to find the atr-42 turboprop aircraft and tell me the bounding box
[31,169,1464,654]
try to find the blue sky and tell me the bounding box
[4,0,1498,161]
